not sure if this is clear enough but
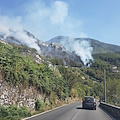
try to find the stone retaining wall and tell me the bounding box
[0,74,45,110]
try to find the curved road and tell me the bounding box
[24,102,113,120]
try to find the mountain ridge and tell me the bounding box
[1,29,120,55]
[1,30,120,66]
[47,36,120,54]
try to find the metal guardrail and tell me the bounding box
[99,102,120,120]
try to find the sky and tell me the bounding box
[0,0,120,46]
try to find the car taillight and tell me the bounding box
[94,99,96,103]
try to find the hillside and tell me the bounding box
[90,39,120,54]
[0,41,102,119]
[1,32,120,119]
[47,36,120,104]
[0,41,100,98]
[1,30,120,66]
[47,36,120,54]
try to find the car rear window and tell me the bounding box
[85,97,94,102]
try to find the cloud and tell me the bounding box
[50,1,68,24]
[0,0,88,42]
[22,0,87,41]
[0,15,22,37]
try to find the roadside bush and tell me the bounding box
[35,99,43,111]
[0,105,31,120]
[49,92,57,105]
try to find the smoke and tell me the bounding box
[21,0,86,41]
[11,30,41,53]
[50,1,68,24]
[0,15,41,53]
[60,37,93,65]
[0,0,90,57]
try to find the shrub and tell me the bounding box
[35,99,43,111]
[0,105,31,120]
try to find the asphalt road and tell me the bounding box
[24,102,113,120]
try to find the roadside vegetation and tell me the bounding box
[0,42,100,99]
[1,42,120,119]
[87,53,120,104]
[0,105,31,120]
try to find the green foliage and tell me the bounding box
[35,99,43,111]
[106,78,120,104]
[49,92,57,105]
[0,42,58,96]
[94,53,120,66]
[0,105,31,120]
[49,58,64,65]
[87,53,120,103]
[0,42,100,103]
[58,66,100,98]
[2,42,120,107]
[49,57,81,67]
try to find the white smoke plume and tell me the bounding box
[60,37,93,65]
[0,15,41,53]
[11,30,41,53]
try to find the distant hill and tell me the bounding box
[46,36,120,54]
[1,29,120,66]
[90,38,120,54]
[1,30,120,110]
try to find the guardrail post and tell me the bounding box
[104,69,106,103]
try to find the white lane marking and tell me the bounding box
[72,110,79,120]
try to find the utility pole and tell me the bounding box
[104,69,106,102]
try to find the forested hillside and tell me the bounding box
[1,39,120,119]
[0,41,101,119]
[0,41,101,98]
[87,53,120,104]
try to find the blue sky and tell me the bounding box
[0,0,120,46]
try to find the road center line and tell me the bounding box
[72,110,79,120]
